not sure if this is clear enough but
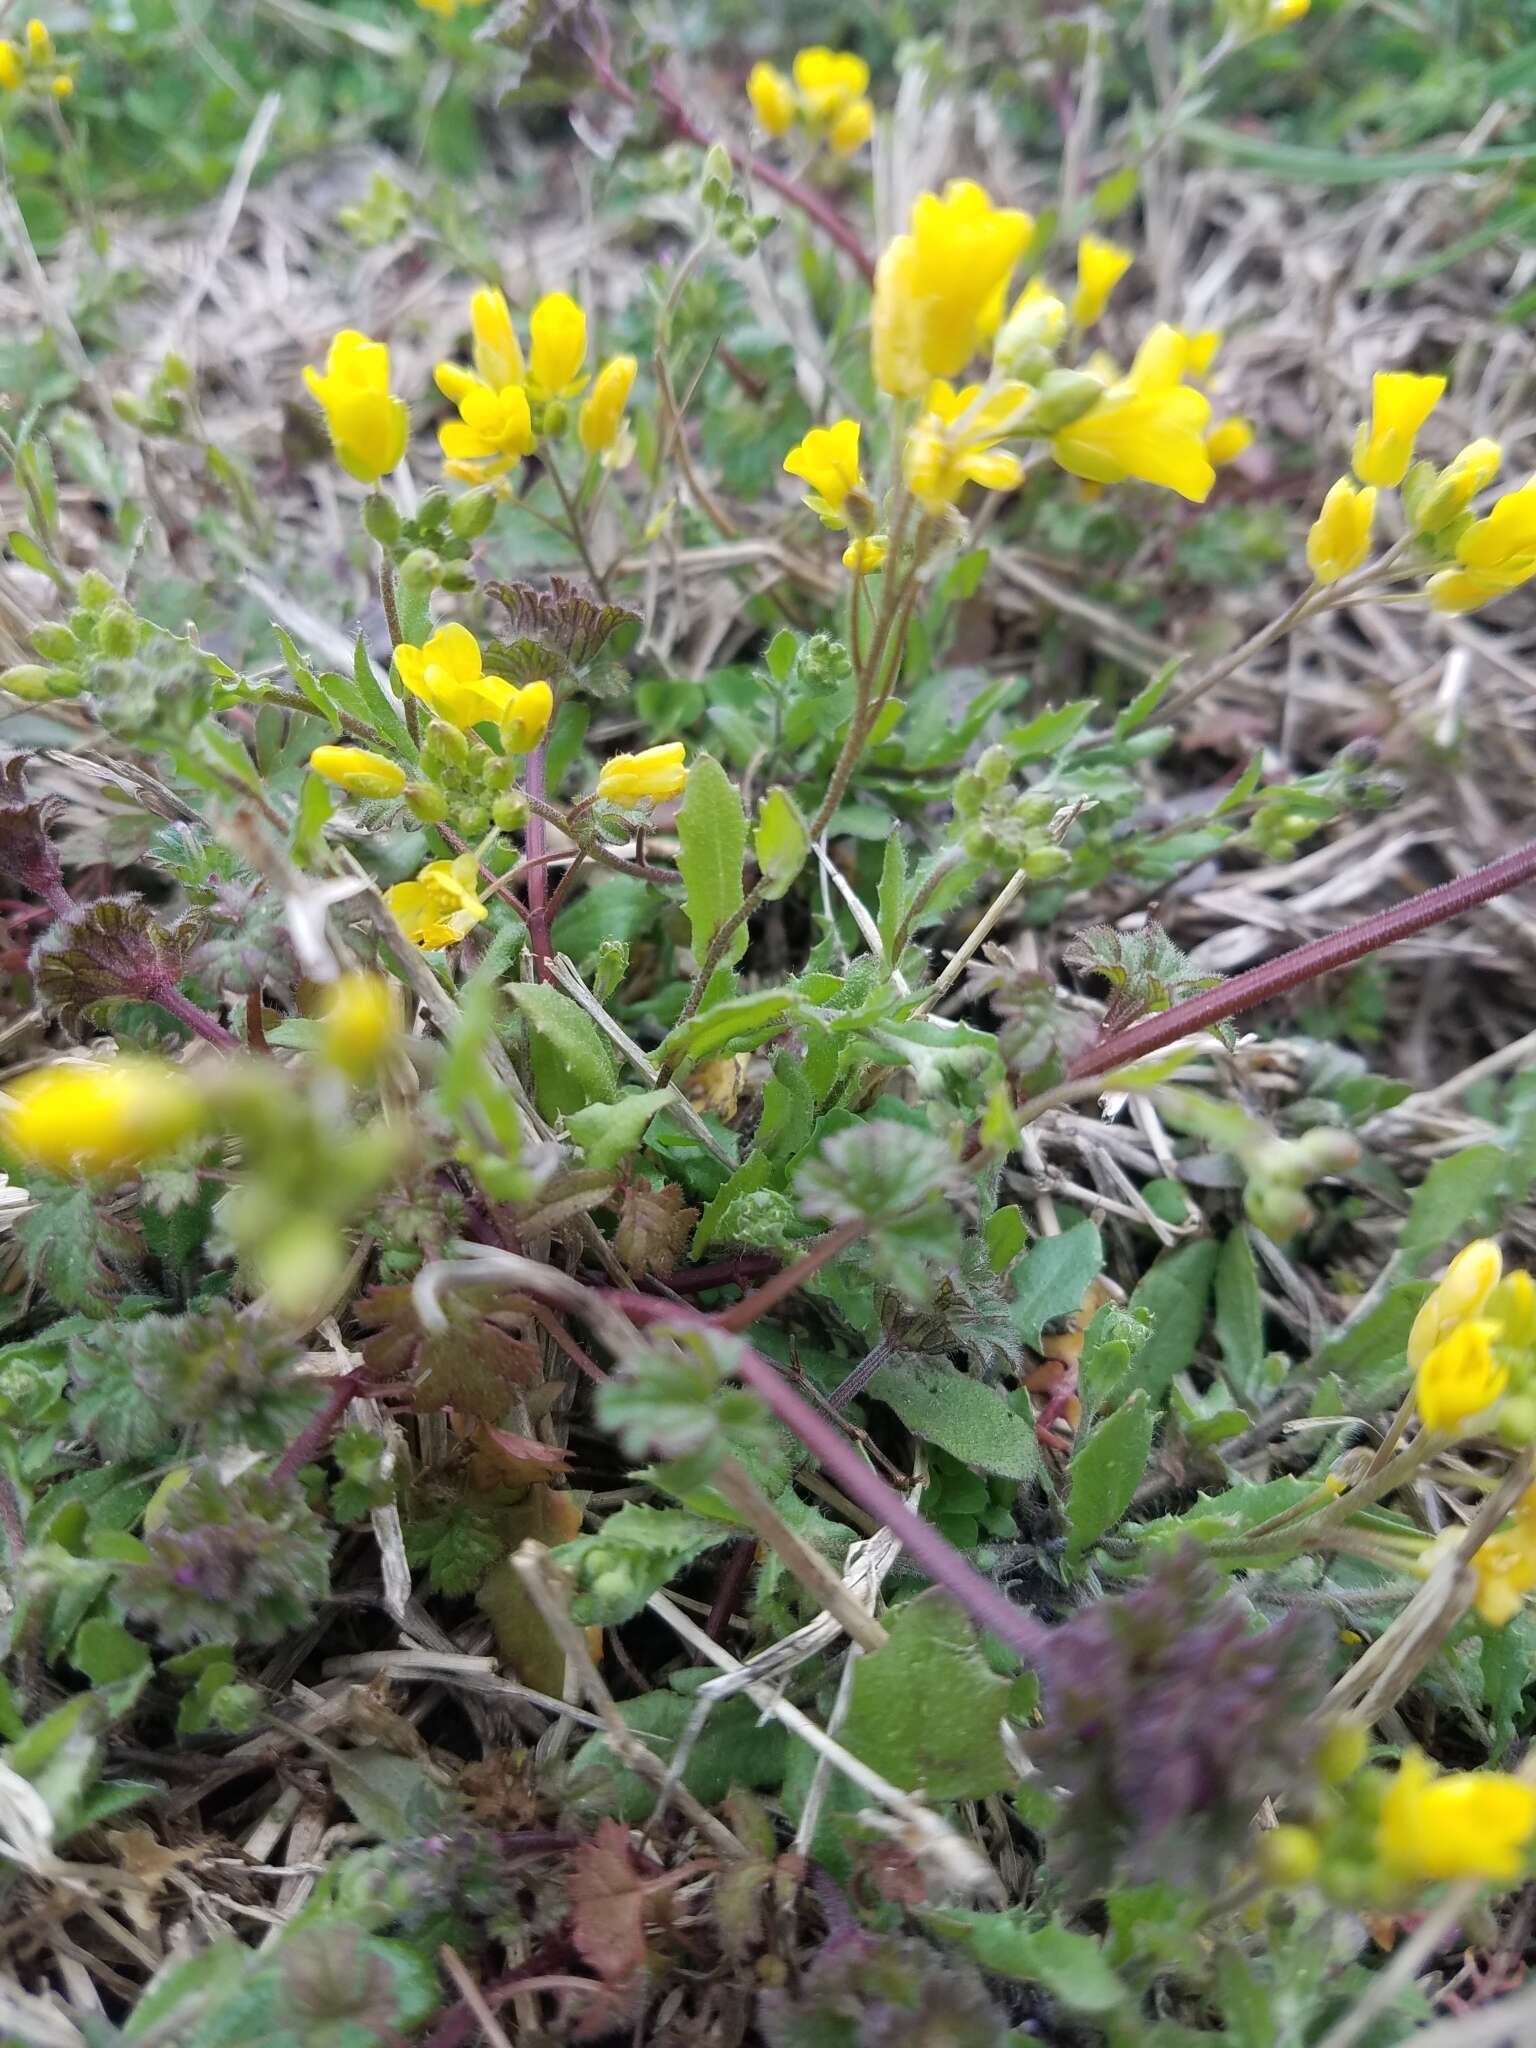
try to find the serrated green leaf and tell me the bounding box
[661,987,800,1065]
[841,1591,1019,1801]
[1066,1390,1154,1563]
[71,1617,151,1686]
[753,785,810,903]
[870,1356,1042,1482]
[551,1503,735,1624]
[928,1909,1126,2013]
[677,753,747,999]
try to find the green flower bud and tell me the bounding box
[975,745,1012,792]
[416,488,451,530]
[727,222,759,256]
[163,352,192,391]
[449,486,497,541]
[438,561,476,593]
[700,140,732,207]
[456,800,489,836]
[541,400,569,436]
[75,571,114,610]
[1245,1181,1314,1242]
[1022,843,1072,881]
[424,718,470,770]
[491,791,528,832]
[0,663,57,701]
[1014,369,1105,436]
[30,622,78,662]
[1293,1127,1361,1177]
[484,757,520,792]
[362,494,402,546]
[96,605,139,658]
[111,391,147,427]
[399,548,440,591]
[404,780,450,824]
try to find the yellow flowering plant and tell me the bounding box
[13,6,1536,2037]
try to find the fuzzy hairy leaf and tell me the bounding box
[841,1592,1022,1802]
[32,896,192,1026]
[677,753,748,995]
[871,1356,1043,1483]
[552,1503,735,1624]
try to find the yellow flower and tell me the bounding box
[1051,380,1214,502]
[24,18,51,62]
[416,0,490,15]
[904,380,1028,510]
[843,536,887,574]
[1,1059,202,1179]
[1410,437,1501,536]
[1352,370,1447,489]
[395,623,513,729]
[1468,1519,1536,1628]
[302,330,409,485]
[527,291,587,401]
[1071,235,1133,328]
[1305,477,1376,584]
[435,364,535,483]
[579,355,637,455]
[499,678,554,754]
[1408,1238,1503,1368]
[1427,481,1536,614]
[309,745,408,800]
[1206,416,1255,467]
[320,971,400,1082]
[1415,1320,1507,1435]
[747,60,796,137]
[48,72,69,96]
[385,854,487,951]
[1378,1750,1536,1885]
[1183,328,1222,379]
[597,743,689,806]
[470,286,524,390]
[1265,0,1310,26]
[829,97,873,154]
[783,419,865,527]
[0,41,22,89]
[872,180,1034,397]
[792,46,869,123]
[989,279,1065,367]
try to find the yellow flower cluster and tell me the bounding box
[1423,1484,1536,1629]
[434,287,636,483]
[1304,370,1533,613]
[0,1058,202,1179]
[0,17,73,99]
[747,48,872,155]
[1410,1238,1536,1438]
[1259,1725,1536,1904]
[395,622,553,742]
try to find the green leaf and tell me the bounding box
[1115,659,1178,737]
[871,1357,1042,1482]
[71,1617,151,1685]
[564,1088,672,1171]
[753,786,810,903]
[677,753,748,999]
[876,833,907,968]
[1066,1390,1154,1563]
[551,1503,736,1624]
[350,628,416,762]
[506,981,617,1119]
[841,1591,1019,1800]
[928,1910,1126,2014]
[327,1745,455,1842]
[1215,750,1264,818]
[1128,1238,1219,1401]
[1316,1282,1426,1396]
[984,1204,1028,1275]
[1184,120,1536,186]
[571,1688,787,1821]
[1215,1228,1265,1404]
[1010,1221,1102,1347]
[661,987,800,1066]
[1400,1145,1506,1265]
[1078,1303,1153,1417]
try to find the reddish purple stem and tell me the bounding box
[272,1371,364,1486]
[1066,839,1536,1087]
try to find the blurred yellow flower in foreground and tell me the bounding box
[1305,477,1375,583]
[873,181,1033,397]
[1,1059,202,1178]
[1378,1750,1536,1885]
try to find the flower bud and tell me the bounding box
[1317,1720,1368,1784]
[1258,1824,1321,1886]
[1014,369,1105,435]
[362,493,402,546]
[700,141,732,207]
[308,745,407,800]
[404,780,449,824]
[399,548,440,590]
[31,622,78,662]
[76,570,114,610]
[0,663,56,700]
[1294,1127,1362,1177]
[438,561,476,593]
[994,292,1067,380]
[449,486,497,540]
[1022,843,1073,881]
[424,718,470,771]
[499,679,554,754]
[491,791,529,831]
[96,605,139,658]
[417,487,451,530]
[455,799,490,836]
[1245,1181,1315,1242]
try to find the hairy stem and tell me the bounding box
[272,1370,364,1486]
[1064,839,1536,1088]
[151,980,240,1053]
[714,1218,864,1332]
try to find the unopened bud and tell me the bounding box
[96,605,139,658]
[76,571,114,610]
[399,548,440,590]
[541,399,569,436]
[1245,1180,1314,1242]
[1022,843,1073,881]
[0,663,56,700]
[1294,1127,1362,1176]
[362,494,402,546]
[449,486,497,540]
[700,140,732,206]
[31,622,78,662]
[1258,1824,1321,1887]
[491,791,529,832]
[1014,369,1105,435]
[424,718,469,770]
[404,780,449,824]
[438,560,476,593]
[456,800,489,836]
[1316,1721,1368,1784]
[416,487,451,530]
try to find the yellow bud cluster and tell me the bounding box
[747,48,873,156]
[0,18,74,99]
